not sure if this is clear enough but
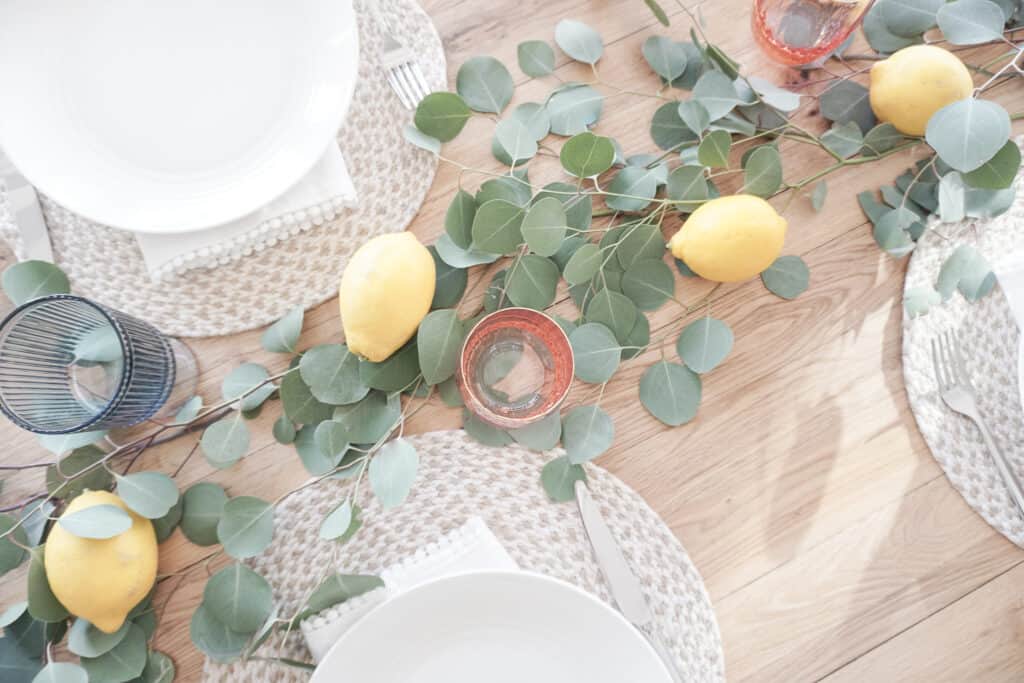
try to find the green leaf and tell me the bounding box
[444,190,476,249]
[0,635,42,682]
[964,183,1015,218]
[174,396,203,424]
[546,84,604,136]
[747,76,801,111]
[510,102,551,142]
[79,623,147,682]
[140,651,175,683]
[926,98,1010,172]
[937,0,1006,44]
[651,101,698,150]
[28,547,69,622]
[45,445,112,501]
[201,412,251,469]
[820,80,875,133]
[360,340,421,393]
[429,252,468,316]
[462,408,514,446]
[471,199,525,254]
[863,1,922,51]
[562,405,614,463]
[541,456,587,502]
[271,415,296,446]
[506,255,559,309]
[904,285,942,318]
[521,197,569,256]
[563,243,602,285]
[874,207,920,256]
[937,244,995,301]
[642,36,687,80]
[493,118,538,164]
[555,19,603,64]
[570,323,620,383]
[677,100,710,135]
[586,289,637,343]
[622,259,674,310]
[260,306,303,354]
[742,145,783,197]
[58,504,131,539]
[518,40,555,77]
[369,438,418,509]
[938,172,967,223]
[676,317,733,373]
[280,367,334,424]
[862,123,907,156]
[821,121,864,159]
[0,602,26,628]
[299,344,369,406]
[294,424,335,475]
[31,663,88,683]
[560,132,615,177]
[37,430,107,456]
[616,223,665,270]
[152,494,183,543]
[605,166,660,212]
[319,499,355,541]
[333,391,401,443]
[0,514,27,576]
[761,255,810,299]
[434,234,501,268]
[217,496,274,559]
[2,261,70,306]
[880,0,942,35]
[639,361,702,426]
[7,609,66,660]
[457,56,514,113]
[477,175,531,207]
[68,618,130,658]
[645,0,671,25]
[180,482,228,546]
[964,140,1021,189]
[691,71,741,120]
[402,124,440,154]
[698,130,732,167]
[536,182,593,230]
[300,574,384,621]
[190,603,248,664]
[666,165,710,208]
[811,181,828,211]
[417,309,466,385]
[221,363,274,412]
[414,92,472,142]
[621,310,650,360]
[508,412,562,451]
[115,471,178,520]
[203,563,273,634]
[313,420,351,462]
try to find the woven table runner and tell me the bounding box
[0,0,444,338]
[903,141,1024,547]
[202,430,726,682]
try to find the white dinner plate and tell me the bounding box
[311,570,673,683]
[0,0,359,234]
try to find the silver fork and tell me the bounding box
[932,330,1024,517]
[371,1,431,109]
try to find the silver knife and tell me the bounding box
[0,150,53,262]
[575,479,683,683]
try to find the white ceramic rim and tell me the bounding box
[0,0,360,234]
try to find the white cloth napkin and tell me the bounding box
[300,516,517,662]
[133,142,358,280]
[997,257,1024,328]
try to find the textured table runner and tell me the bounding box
[0,0,445,338]
[202,430,726,682]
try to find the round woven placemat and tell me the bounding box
[903,150,1024,548]
[202,430,726,682]
[0,0,444,338]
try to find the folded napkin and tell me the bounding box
[300,516,517,662]
[134,143,358,280]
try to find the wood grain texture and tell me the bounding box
[2,0,1024,680]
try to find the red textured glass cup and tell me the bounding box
[752,0,875,66]
[457,308,573,430]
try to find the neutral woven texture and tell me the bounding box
[202,430,726,682]
[0,0,444,338]
[903,153,1024,548]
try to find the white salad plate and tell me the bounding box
[0,0,359,234]
[310,570,673,683]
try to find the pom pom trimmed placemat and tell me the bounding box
[0,0,445,338]
[202,430,726,682]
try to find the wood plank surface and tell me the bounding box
[3,0,1024,680]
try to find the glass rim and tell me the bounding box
[0,293,133,434]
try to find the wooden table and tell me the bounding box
[3,0,1024,680]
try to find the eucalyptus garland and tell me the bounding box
[2,1,1024,679]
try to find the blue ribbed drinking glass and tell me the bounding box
[0,294,178,434]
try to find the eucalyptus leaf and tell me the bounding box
[140,651,175,683]
[677,100,710,135]
[67,618,130,658]
[7,609,66,659]
[639,361,702,426]
[622,259,674,311]
[38,430,107,455]
[414,92,471,141]
[58,504,132,539]
[273,414,297,445]
[204,563,273,634]
[221,363,274,412]
[676,317,734,373]
[938,172,967,223]
[555,19,604,64]
[742,145,783,197]
[819,80,875,133]
[510,103,552,142]
[79,623,146,683]
[369,438,419,509]
[698,130,732,168]
[174,396,203,424]
[936,0,1006,44]
[562,405,614,464]
[521,197,569,256]
[748,76,801,112]
[438,376,464,407]
[0,635,41,682]
[540,456,587,502]
[463,408,514,446]
[546,84,604,136]
[863,1,922,52]
[690,71,742,121]
[333,391,401,443]
[518,40,555,77]
[314,420,351,463]
[821,121,864,159]
[666,165,710,208]
[31,663,87,683]
[650,102,698,151]
[260,306,303,354]
[904,285,942,318]
[564,242,602,285]
[536,182,593,231]
[616,223,666,270]
[761,255,810,299]
[358,339,421,393]
[493,118,538,163]
[605,166,660,212]
[294,425,335,475]
[811,180,828,211]
[570,322,621,383]
[28,548,69,622]
[2,261,70,306]
[926,98,1010,173]
[300,574,384,621]
[319,499,355,541]
[508,411,563,451]
[874,207,920,255]
[963,140,1021,189]
[862,123,907,157]
[180,482,229,546]
[880,0,943,35]
[964,183,1015,218]
[0,513,27,576]
[402,124,440,154]
[190,603,248,664]
[115,471,178,520]
[471,199,525,254]
[280,367,334,424]
[217,496,275,559]
[46,445,112,501]
[709,111,757,137]
[477,175,532,207]
[444,190,476,249]
[586,289,638,343]
[642,36,687,80]
[434,234,501,268]
[299,344,369,405]
[936,244,996,301]
[0,602,26,628]
[152,494,183,543]
[560,132,615,177]
[417,309,466,385]
[201,412,251,469]
[506,255,559,309]
[457,56,513,113]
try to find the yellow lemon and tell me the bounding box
[45,490,157,634]
[869,45,973,136]
[339,232,435,362]
[668,195,787,283]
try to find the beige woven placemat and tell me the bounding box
[203,430,726,682]
[903,155,1024,547]
[0,0,444,338]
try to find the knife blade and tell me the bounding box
[0,150,53,262]
[575,479,683,683]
